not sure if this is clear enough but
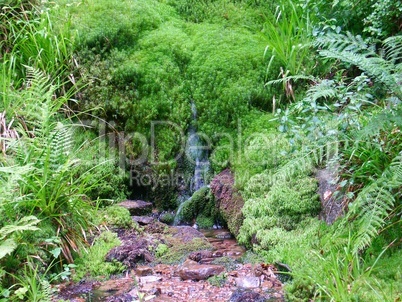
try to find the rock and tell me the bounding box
[105,294,133,302]
[171,226,207,243]
[229,289,267,302]
[188,250,213,262]
[118,200,152,216]
[106,234,154,268]
[316,168,344,224]
[138,276,162,283]
[235,276,261,288]
[215,231,233,239]
[135,266,153,276]
[132,216,154,225]
[178,262,225,280]
[210,169,245,236]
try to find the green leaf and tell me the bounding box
[0,238,17,259]
[50,247,62,259]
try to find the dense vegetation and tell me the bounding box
[0,0,401,301]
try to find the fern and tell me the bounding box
[315,32,402,100]
[0,216,40,259]
[305,79,338,102]
[39,280,52,302]
[339,151,402,252]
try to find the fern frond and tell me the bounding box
[315,32,375,55]
[351,185,394,252]
[316,32,402,100]
[266,74,315,86]
[306,79,338,101]
[383,35,402,64]
[49,122,74,169]
[40,279,52,302]
[343,151,402,252]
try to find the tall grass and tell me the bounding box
[262,0,312,77]
[0,0,74,103]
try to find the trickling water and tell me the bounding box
[187,101,210,192]
[174,101,210,225]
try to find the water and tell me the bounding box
[174,101,210,225]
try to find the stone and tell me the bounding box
[188,250,213,262]
[118,200,152,216]
[178,263,225,281]
[316,168,344,224]
[235,276,260,288]
[132,216,154,225]
[135,266,153,276]
[210,169,245,236]
[215,231,233,239]
[171,226,207,243]
[139,276,162,283]
[229,289,267,302]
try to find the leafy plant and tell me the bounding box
[0,216,40,260]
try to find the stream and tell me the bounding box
[55,227,284,302]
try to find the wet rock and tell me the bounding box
[188,250,213,262]
[235,276,261,288]
[178,262,225,280]
[57,280,100,301]
[210,169,245,236]
[316,168,344,224]
[145,221,168,234]
[118,200,152,216]
[132,216,154,225]
[106,234,154,268]
[139,276,162,283]
[215,231,233,239]
[105,293,133,302]
[229,289,267,302]
[135,266,153,276]
[171,226,207,243]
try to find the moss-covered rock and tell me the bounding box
[210,169,244,236]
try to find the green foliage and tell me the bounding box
[73,231,124,281]
[74,129,129,203]
[155,243,169,258]
[101,206,134,229]
[364,0,402,38]
[61,0,274,188]
[207,273,227,287]
[196,215,214,229]
[1,68,95,263]
[262,0,313,77]
[315,32,402,100]
[176,187,220,226]
[159,212,175,224]
[0,216,40,260]
[0,0,74,88]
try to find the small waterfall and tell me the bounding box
[174,101,210,225]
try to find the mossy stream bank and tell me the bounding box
[54,219,284,302]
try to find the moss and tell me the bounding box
[207,273,227,288]
[73,231,125,281]
[155,243,169,257]
[239,175,320,247]
[101,205,136,229]
[158,237,212,264]
[196,215,214,229]
[159,212,175,224]
[178,187,221,227]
